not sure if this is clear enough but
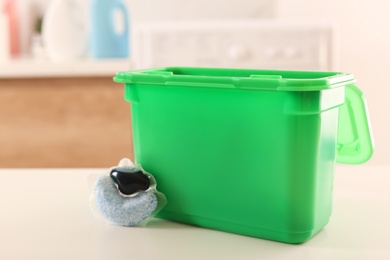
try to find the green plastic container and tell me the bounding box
[114,67,374,244]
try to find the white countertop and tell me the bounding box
[0,58,131,78]
[0,164,389,260]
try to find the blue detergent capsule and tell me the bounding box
[93,158,165,226]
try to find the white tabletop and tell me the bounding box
[0,164,389,260]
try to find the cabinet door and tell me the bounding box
[0,77,133,167]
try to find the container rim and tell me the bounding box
[114,67,356,91]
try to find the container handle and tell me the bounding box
[336,84,374,164]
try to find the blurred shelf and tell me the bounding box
[0,58,132,78]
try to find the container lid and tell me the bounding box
[114,67,356,91]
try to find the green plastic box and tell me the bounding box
[114,67,374,244]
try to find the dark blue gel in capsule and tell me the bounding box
[110,168,150,195]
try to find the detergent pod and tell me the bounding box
[89,158,167,226]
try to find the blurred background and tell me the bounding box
[0,0,388,167]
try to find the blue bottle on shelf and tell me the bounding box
[90,0,129,59]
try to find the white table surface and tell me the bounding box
[0,164,389,260]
